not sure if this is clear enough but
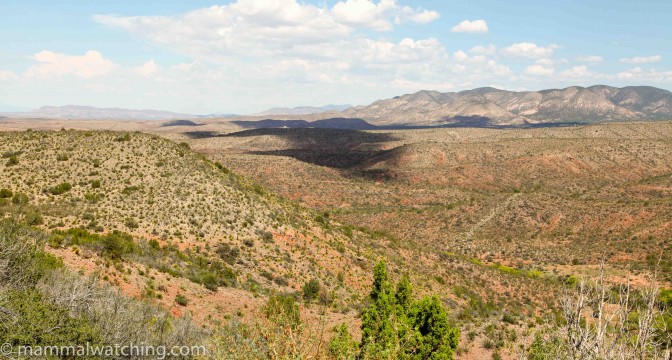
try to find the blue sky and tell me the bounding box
[1,0,671,114]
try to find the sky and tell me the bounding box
[1,0,671,114]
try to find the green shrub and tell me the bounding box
[175,294,189,306]
[56,153,69,161]
[115,133,131,142]
[264,294,301,330]
[217,243,240,265]
[12,192,29,205]
[5,155,19,166]
[0,290,101,347]
[91,180,101,189]
[49,182,72,195]
[302,278,321,302]
[214,162,230,174]
[24,211,44,226]
[329,323,358,359]
[0,188,13,198]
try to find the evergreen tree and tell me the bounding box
[354,260,459,360]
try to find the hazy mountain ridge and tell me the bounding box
[253,104,351,116]
[2,105,196,120]
[338,85,672,126]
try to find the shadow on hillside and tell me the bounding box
[185,128,398,172]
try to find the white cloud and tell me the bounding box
[502,43,560,59]
[524,64,554,76]
[134,60,159,77]
[576,55,603,63]
[450,19,488,34]
[470,44,496,55]
[331,0,439,30]
[620,55,662,64]
[561,65,593,78]
[0,70,19,81]
[453,50,468,62]
[25,50,116,79]
[617,67,672,81]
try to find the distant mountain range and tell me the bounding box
[335,85,672,126]
[1,105,196,120]
[253,104,351,116]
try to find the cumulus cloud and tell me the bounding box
[620,55,662,64]
[470,44,496,55]
[0,70,19,81]
[617,67,672,81]
[524,64,554,76]
[25,50,116,79]
[450,19,488,33]
[134,60,159,78]
[576,55,603,63]
[561,65,594,78]
[332,0,439,30]
[502,43,560,59]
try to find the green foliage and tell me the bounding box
[175,294,189,306]
[217,243,240,265]
[264,294,301,330]
[527,332,562,360]
[49,228,138,260]
[49,182,72,195]
[214,162,230,174]
[11,192,29,205]
[302,278,321,302]
[114,133,131,142]
[0,188,13,198]
[91,179,101,189]
[121,185,141,195]
[24,211,44,225]
[405,296,460,359]
[357,260,460,360]
[5,155,19,166]
[0,290,102,348]
[56,153,69,161]
[329,323,358,360]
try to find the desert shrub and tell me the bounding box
[217,243,240,265]
[0,188,12,198]
[175,294,189,306]
[260,230,274,243]
[264,294,301,330]
[214,162,230,174]
[49,228,138,260]
[56,153,69,161]
[0,290,102,347]
[91,179,101,189]
[302,278,321,302]
[24,211,43,226]
[49,182,72,195]
[11,192,29,205]
[329,323,358,360]
[114,133,131,142]
[5,155,18,166]
[84,192,104,203]
[121,185,141,195]
[124,217,139,229]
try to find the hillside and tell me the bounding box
[0,130,378,328]
[336,85,672,126]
